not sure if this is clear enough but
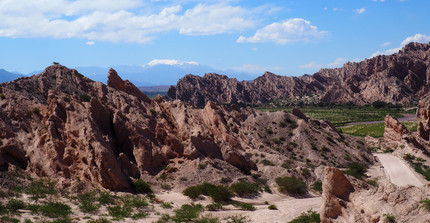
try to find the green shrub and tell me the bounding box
[343,163,367,179]
[38,202,72,218]
[275,176,307,195]
[311,181,322,193]
[183,185,203,199]
[107,205,132,220]
[97,191,115,205]
[133,179,152,194]
[288,210,320,223]
[77,192,100,213]
[26,179,56,201]
[0,216,20,223]
[0,94,5,100]
[383,213,395,223]
[80,93,91,102]
[261,159,275,166]
[198,163,208,170]
[131,212,150,220]
[230,181,260,197]
[232,202,255,211]
[265,128,273,134]
[206,203,223,211]
[194,215,220,223]
[383,147,394,153]
[268,204,277,210]
[171,203,204,222]
[33,107,40,115]
[226,215,251,223]
[122,195,148,209]
[421,199,430,211]
[87,218,112,223]
[6,199,26,213]
[207,185,232,203]
[161,202,173,209]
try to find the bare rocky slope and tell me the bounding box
[0,65,374,192]
[168,42,430,107]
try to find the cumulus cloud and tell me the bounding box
[381,41,391,46]
[237,18,327,44]
[300,57,347,70]
[299,62,322,69]
[355,8,366,14]
[85,41,95,45]
[0,1,257,43]
[401,34,430,46]
[371,33,430,57]
[147,59,199,67]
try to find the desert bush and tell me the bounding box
[206,203,223,211]
[343,163,366,179]
[6,199,26,213]
[232,202,255,211]
[0,216,20,223]
[32,107,40,115]
[383,147,394,153]
[97,191,115,205]
[161,202,173,209]
[87,218,112,223]
[207,185,232,203]
[183,185,203,199]
[225,215,251,223]
[122,195,148,209]
[230,181,260,197]
[107,204,132,220]
[421,199,430,211]
[268,204,277,210]
[171,203,204,222]
[311,181,322,193]
[26,179,56,201]
[275,176,307,195]
[0,94,5,99]
[80,93,91,102]
[261,159,275,166]
[131,212,150,220]
[383,213,395,223]
[77,192,100,213]
[38,202,72,218]
[133,179,152,194]
[288,210,320,223]
[194,214,220,223]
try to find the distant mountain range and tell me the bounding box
[25,63,256,87]
[0,69,25,83]
[168,42,430,107]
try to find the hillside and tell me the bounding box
[168,42,430,107]
[0,69,24,83]
[0,65,373,192]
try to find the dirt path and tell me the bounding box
[340,113,416,127]
[374,153,426,187]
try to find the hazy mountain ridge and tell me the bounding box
[168,42,430,107]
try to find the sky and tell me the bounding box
[0,0,430,78]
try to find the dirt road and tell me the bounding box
[375,153,425,187]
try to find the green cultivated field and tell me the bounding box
[257,105,415,127]
[339,122,418,138]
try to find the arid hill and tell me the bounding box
[168,42,430,107]
[0,65,373,192]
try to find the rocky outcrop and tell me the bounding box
[320,167,430,222]
[168,42,430,107]
[0,65,373,191]
[320,167,355,222]
[384,115,409,141]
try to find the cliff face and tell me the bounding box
[0,65,372,191]
[168,42,430,107]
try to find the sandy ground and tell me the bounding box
[138,192,322,223]
[374,153,426,187]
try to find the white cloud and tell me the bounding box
[300,57,347,70]
[299,62,322,69]
[371,33,430,58]
[85,41,95,45]
[381,41,391,46]
[231,64,284,74]
[401,34,430,46]
[355,8,366,14]
[237,18,327,45]
[179,3,254,35]
[0,1,257,43]
[147,59,199,67]
[326,57,347,68]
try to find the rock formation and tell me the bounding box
[384,115,409,141]
[168,42,430,107]
[0,65,373,191]
[320,167,430,223]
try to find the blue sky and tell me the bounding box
[0,0,429,78]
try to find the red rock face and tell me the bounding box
[168,42,430,107]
